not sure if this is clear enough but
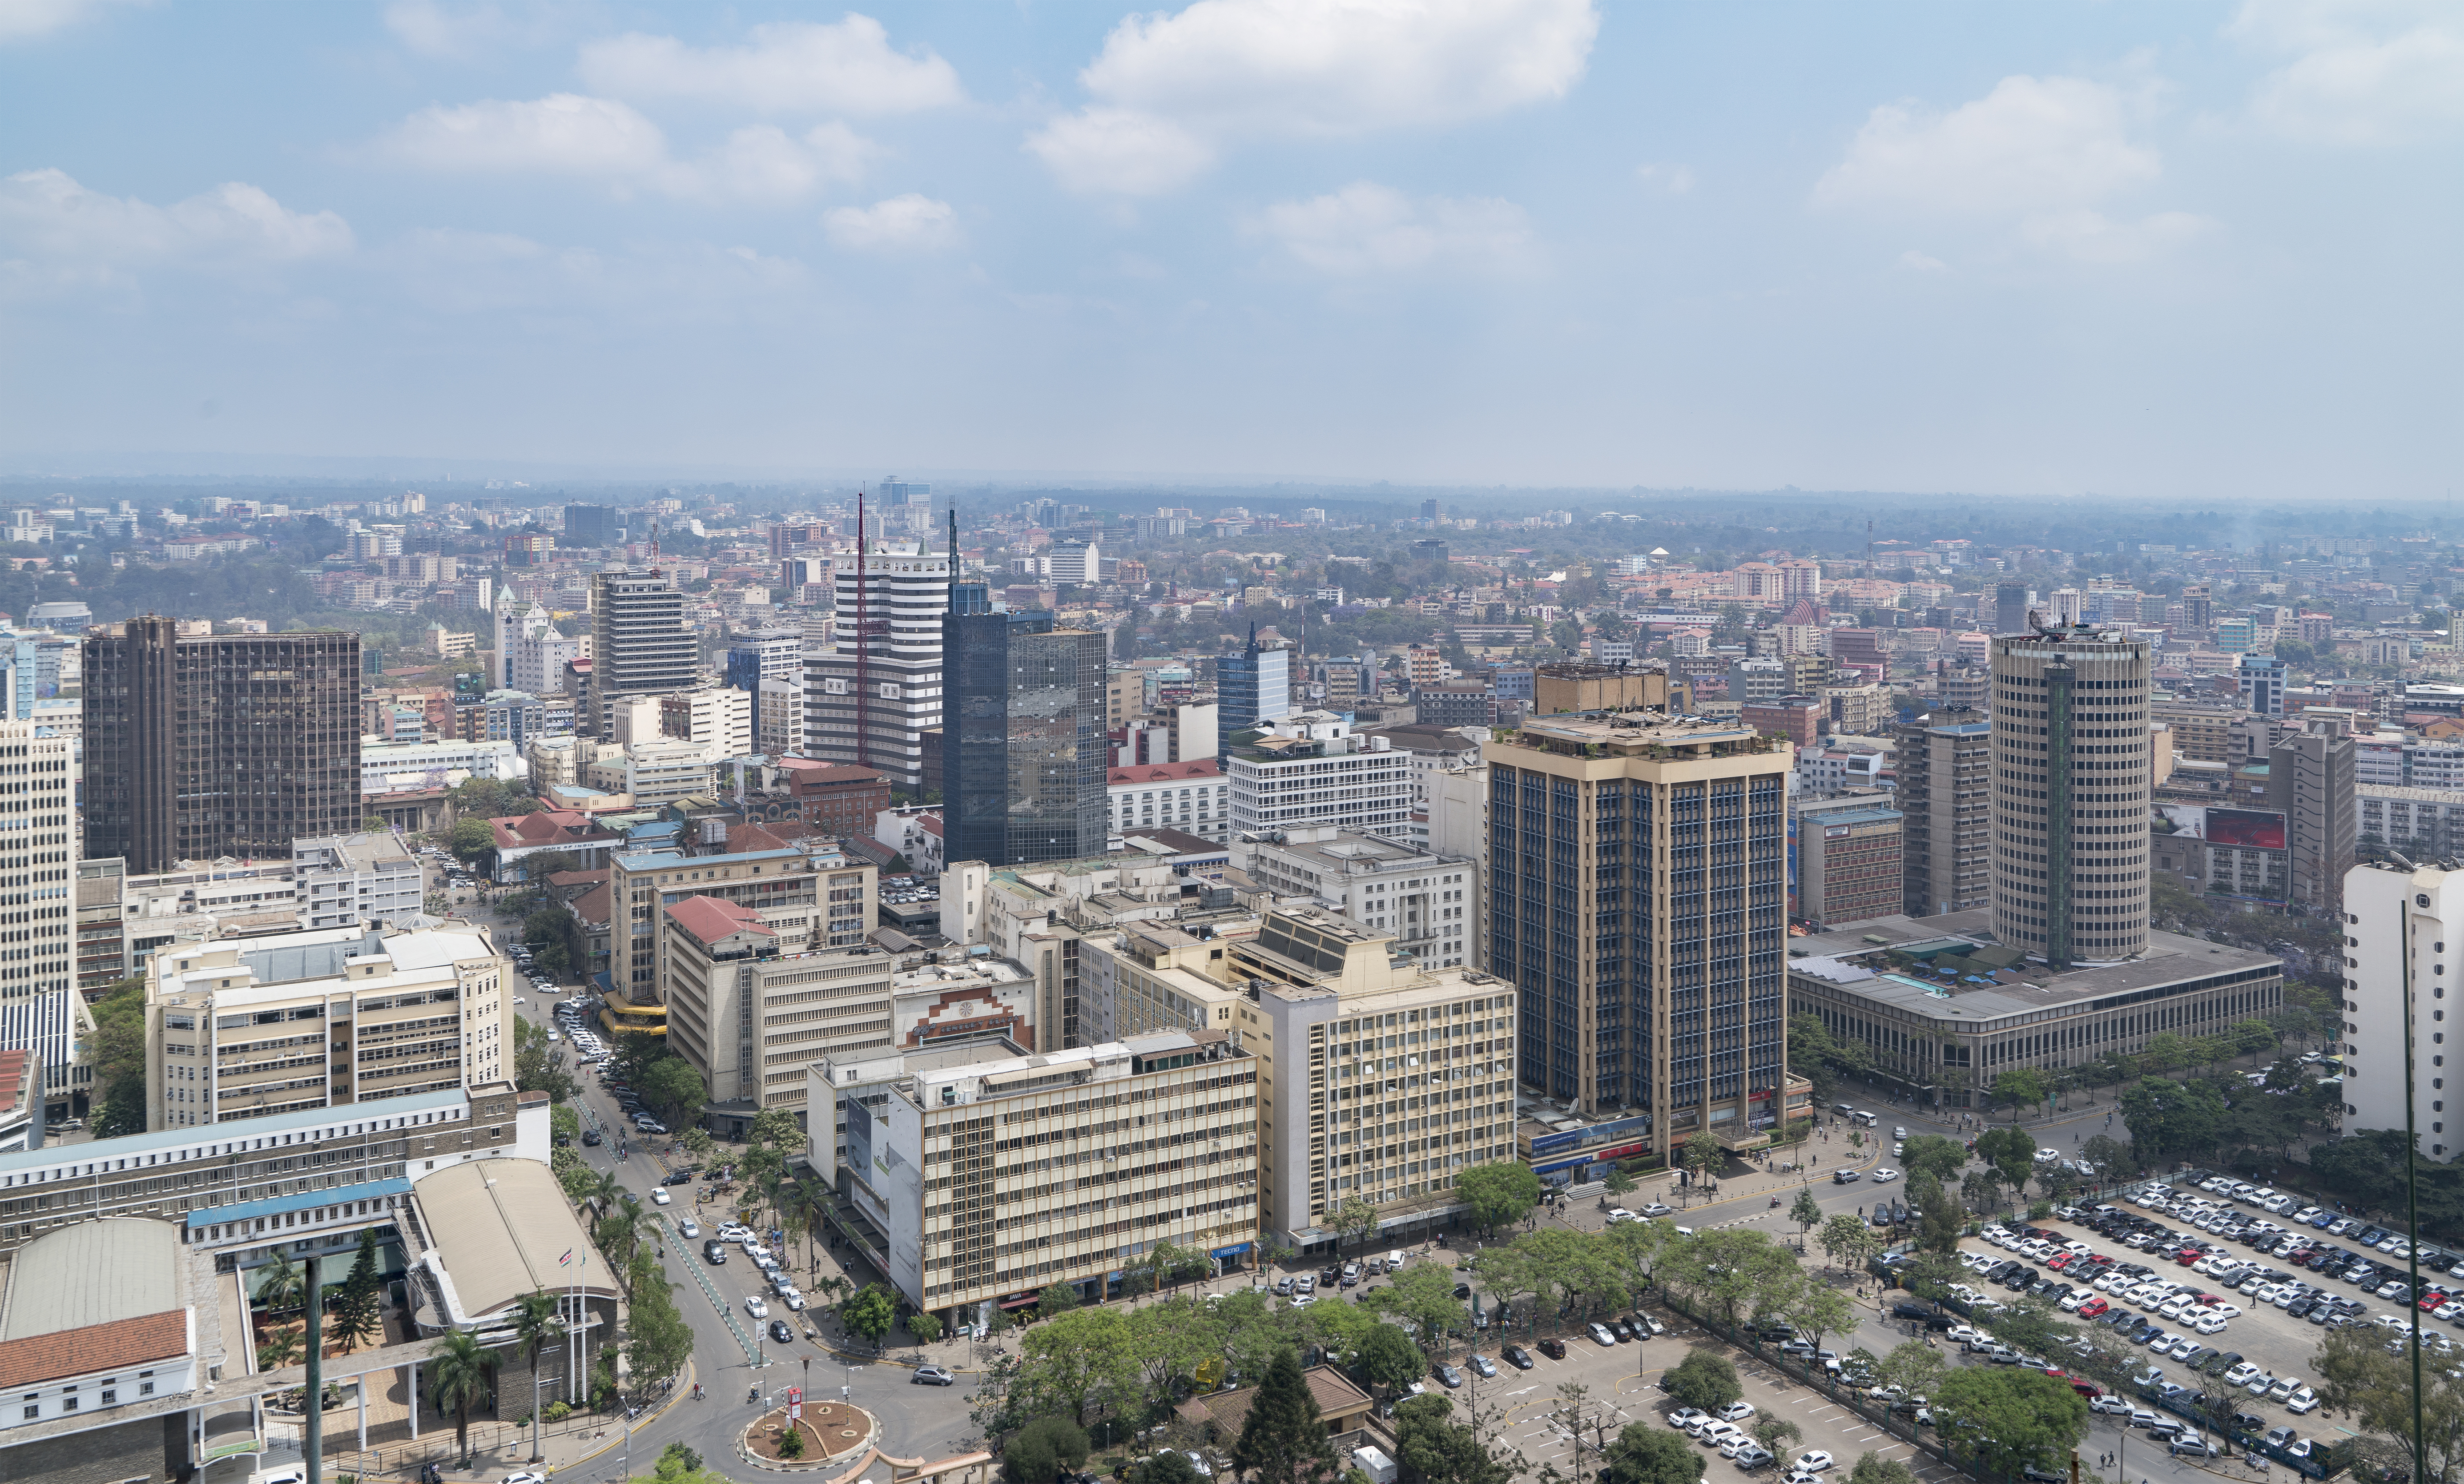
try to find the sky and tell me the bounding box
[0,0,2457,499]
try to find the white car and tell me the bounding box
[745,1296,770,1319]
[2286,1387,2319,1414]
[1716,1402,1757,1423]
[651,1188,672,1206]
[1667,1409,1710,1430]
[677,1219,701,1239]
[1870,1169,1900,1184]
[1793,1452,1836,1473]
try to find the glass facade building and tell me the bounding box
[944,609,1108,866]
[1215,627,1290,758]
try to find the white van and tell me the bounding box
[1848,1110,1879,1128]
[1387,1250,1408,1272]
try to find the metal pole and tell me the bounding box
[2402,897,2424,1484]
[303,1256,323,1484]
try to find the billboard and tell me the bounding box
[2207,808,2287,850]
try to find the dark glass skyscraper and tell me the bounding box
[943,609,1108,866]
[84,617,362,873]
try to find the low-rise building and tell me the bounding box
[811,1030,1259,1331]
[1792,796,1904,929]
[1226,712,1412,839]
[1234,830,1474,969]
[359,737,523,797]
[142,922,516,1128]
[1107,758,1229,846]
[292,831,424,930]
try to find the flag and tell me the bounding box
[559,1248,574,1266]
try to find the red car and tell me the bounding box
[2175,1249,2203,1265]
[2046,1254,2075,1271]
[2078,1298,2110,1318]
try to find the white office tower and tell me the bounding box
[804,546,949,790]
[2343,861,2464,1160]
[497,595,585,695]
[0,723,78,1116]
[1989,627,2152,968]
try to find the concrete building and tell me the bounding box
[359,738,522,798]
[2345,861,2464,1157]
[605,844,861,1010]
[587,740,712,806]
[1216,629,1292,757]
[805,547,952,790]
[1793,797,1904,930]
[0,723,79,1115]
[812,1030,1258,1329]
[1235,831,1473,969]
[84,621,359,873]
[1991,628,2152,966]
[1788,910,2281,1108]
[2268,709,2358,914]
[662,894,895,1121]
[1107,758,1230,846]
[586,571,697,738]
[726,627,807,755]
[1483,711,1792,1149]
[943,609,1108,868]
[1232,906,1516,1247]
[2239,653,2289,718]
[497,599,584,695]
[291,831,424,930]
[142,921,515,1128]
[1226,713,1413,839]
[661,684,753,760]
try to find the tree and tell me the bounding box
[1989,1068,2050,1122]
[1659,1229,1798,1329]
[1661,1349,1742,1412]
[1681,1132,1723,1190]
[1394,1395,1521,1484]
[843,1283,898,1347]
[1910,1174,1965,1255]
[329,1227,385,1353]
[1017,1307,1139,1427]
[1604,1167,1638,1200]
[510,1290,565,1460]
[2117,1075,2228,1163]
[1356,1323,1426,1403]
[1897,1134,1967,1186]
[1454,1161,1544,1233]
[1749,1417,1801,1455]
[1847,1453,1916,1484]
[1232,1348,1337,1484]
[1005,1417,1092,1484]
[1789,1190,1825,1247]
[2313,1321,2464,1484]
[449,817,496,860]
[1930,1367,2087,1480]
[1600,1423,1706,1484]
[427,1329,497,1464]
[1039,1283,1083,1320]
[1131,1452,1205,1484]
[642,1057,708,1128]
[625,1254,694,1388]
[1367,1264,1467,1357]
[1817,1214,1876,1274]
[1874,1341,1945,1399]
[255,1253,306,1314]
[1778,1286,1856,1356]
[2079,1134,2138,1182]
[1334,1195,1381,1254]
[1972,1127,2037,1200]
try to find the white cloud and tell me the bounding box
[577,16,963,115]
[0,168,353,268]
[2231,0,2464,144]
[1815,75,2160,216]
[1814,74,2211,264]
[1898,249,1947,272]
[378,93,669,177]
[1030,0,1597,195]
[822,194,958,253]
[382,0,577,60]
[0,0,140,44]
[1024,108,1215,197]
[1245,181,1536,277]
[1635,162,1694,195]
[372,95,875,203]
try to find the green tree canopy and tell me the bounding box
[1931,1367,2087,1479]
[1356,1323,1426,1398]
[2117,1075,2228,1163]
[1232,1347,1337,1484]
[1005,1417,1092,1484]
[1453,1161,1544,1233]
[1662,1349,1743,1412]
[1600,1423,1707,1484]
[1989,1068,2050,1121]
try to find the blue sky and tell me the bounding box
[0,0,2456,498]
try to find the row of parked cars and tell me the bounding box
[2123,1181,2461,1323]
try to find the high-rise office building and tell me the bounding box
[2270,710,2357,913]
[2344,861,2464,1158]
[1994,581,2030,635]
[497,597,584,694]
[0,722,77,1112]
[1216,626,1290,756]
[943,609,1107,866]
[1896,707,1993,917]
[1483,712,1792,1148]
[804,549,950,790]
[586,572,697,736]
[84,619,360,873]
[1990,627,2152,967]
[564,504,620,547]
[727,628,808,757]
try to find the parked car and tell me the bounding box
[1502,1345,1534,1369]
[913,1365,957,1386]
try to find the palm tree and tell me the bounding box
[257,1329,304,1372]
[596,1201,642,1288]
[510,1292,565,1463]
[426,1331,495,1466]
[254,1254,306,1315]
[781,1182,825,1278]
[585,1168,624,1217]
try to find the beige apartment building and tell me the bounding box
[662,893,897,1120]
[607,842,871,1008]
[143,921,515,1127]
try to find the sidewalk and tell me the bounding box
[274,1358,699,1483]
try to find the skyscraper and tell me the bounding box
[1896,707,1993,917]
[586,571,697,736]
[1993,580,2030,635]
[2270,710,2357,913]
[1216,625,1290,757]
[564,504,620,547]
[1990,627,2152,967]
[804,547,950,789]
[727,627,807,756]
[943,608,1107,866]
[0,722,77,1113]
[1483,712,1792,1149]
[84,618,361,873]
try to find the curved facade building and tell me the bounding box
[1990,627,2152,967]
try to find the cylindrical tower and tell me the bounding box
[1990,627,2152,967]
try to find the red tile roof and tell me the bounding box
[664,894,774,947]
[0,1310,186,1388]
[1105,759,1223,786]
[0,1050,30,1116]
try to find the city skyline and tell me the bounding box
[3,1,2456,499]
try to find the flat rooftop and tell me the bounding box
[1787,908,2280,1021]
